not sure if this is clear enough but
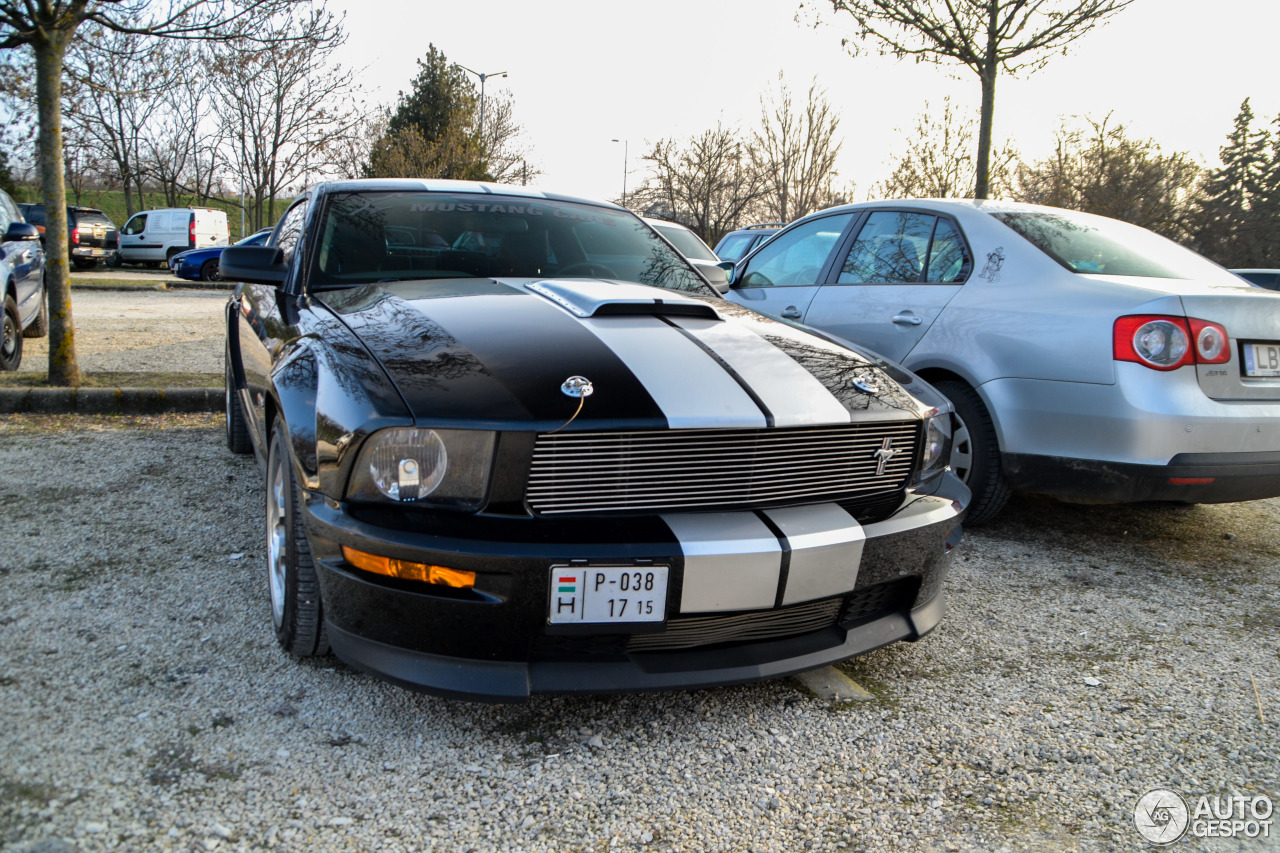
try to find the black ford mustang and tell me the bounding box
[222,179,968,701]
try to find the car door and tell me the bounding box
[724,212,855,322]
[802,209,971,363]
[236,201,307,447]
[0,192,39,323]
[119,213,150,261]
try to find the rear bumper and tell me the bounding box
[1004,450,1280,504]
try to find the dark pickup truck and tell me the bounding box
[18,204,119,269]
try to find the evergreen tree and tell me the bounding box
[1254,112,1280,266]
[1194,99,1269,266]
[369,45,488,181]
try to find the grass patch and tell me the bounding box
[0,413,222,435]
[0,371,219,389]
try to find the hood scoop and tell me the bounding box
[526,279,719,320]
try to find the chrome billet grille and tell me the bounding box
[527,422,920,516]
[626,597,843,653]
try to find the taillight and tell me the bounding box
[70,227,79,245]
[189,216,196,248]
[1113,315,1230,370]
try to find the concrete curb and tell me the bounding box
[69,280,233,292]
[0,387,221,414]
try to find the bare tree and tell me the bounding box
[210,7,360,230]
[0,0,308,386]
[478,90,539,185]
[632,124,766,244]
[877,96,1016,199]
[750,73,843,222]
[813,0,1135,199]
[1013,114,1201,240]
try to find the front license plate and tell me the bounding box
[548,566,668,625]
[1243,343,1280,377]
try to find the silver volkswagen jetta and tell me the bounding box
[724,199,1280,522]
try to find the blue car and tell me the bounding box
[169,228,272,281]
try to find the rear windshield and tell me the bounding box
[72,210,117,229]
[309,192,712,296]
[990,210,1224,280]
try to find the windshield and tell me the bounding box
[990,210,1227,280]
[651,222,718,261]
[309,192,712,295]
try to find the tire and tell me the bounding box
[166,247,181,262]
[224,350,251,454]
[935,380,1012,525]
[105,252,122,268]
[1,294,22,371]
[200,259,221,282]
[23,277,47,338]
[266,416,329,657]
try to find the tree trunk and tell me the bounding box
[36,39,81,387]
[974,2,1000,200]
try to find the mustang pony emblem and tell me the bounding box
[873,437,900,476]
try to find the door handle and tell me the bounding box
[892,312,923,326]
[781,306,802,319]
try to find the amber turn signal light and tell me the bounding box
[341,546,476,588]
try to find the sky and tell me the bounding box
[329,0,1279,206]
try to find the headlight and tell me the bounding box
[911,409,952,488]
[346,428,496,510]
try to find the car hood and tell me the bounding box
[317,277,929,431]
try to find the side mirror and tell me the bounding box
[692,259,730,294]
[4,222,40,243]
[221,245,287,286]
[720,260,738,287]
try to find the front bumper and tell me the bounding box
[301,489,964,701]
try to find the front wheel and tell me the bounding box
[266,416,329,657]
[935,380,1011,524]
[201,259,221,282]
[1,295,22,371]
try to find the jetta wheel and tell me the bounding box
[935,380,1011,524]
[201,259,221,282]
[266,416,329,656]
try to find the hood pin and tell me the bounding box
[550,376,594,434]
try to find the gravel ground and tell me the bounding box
[17,289,227,376]
[0,416,1277,852]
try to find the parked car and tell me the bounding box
[222,179,967,701]
[642,216,728,287]
[1232,269,1280,290]
[118,207,229,267]
[1,190,46,370]
[17,203,118,269]
[723,199,1280,523]
[169,227,272,282]
[714,223,785,263]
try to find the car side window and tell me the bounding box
[274,201,308,266]
[123,214,146,235]
[924,218,970,283]
[738,213,853,287]
[837,211,937,284]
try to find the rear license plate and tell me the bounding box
[548,566,668,625]
[1243,343,1280,377]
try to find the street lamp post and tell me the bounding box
[611,138,628,207]
[456,64,507,143]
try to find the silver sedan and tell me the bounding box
[724,199,1280,522]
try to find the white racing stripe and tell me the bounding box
[763,503,865,606]
[662,512,782,613]
[580,315,767,429]
[671,316,852,427]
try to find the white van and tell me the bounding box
[117,208,229,267]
